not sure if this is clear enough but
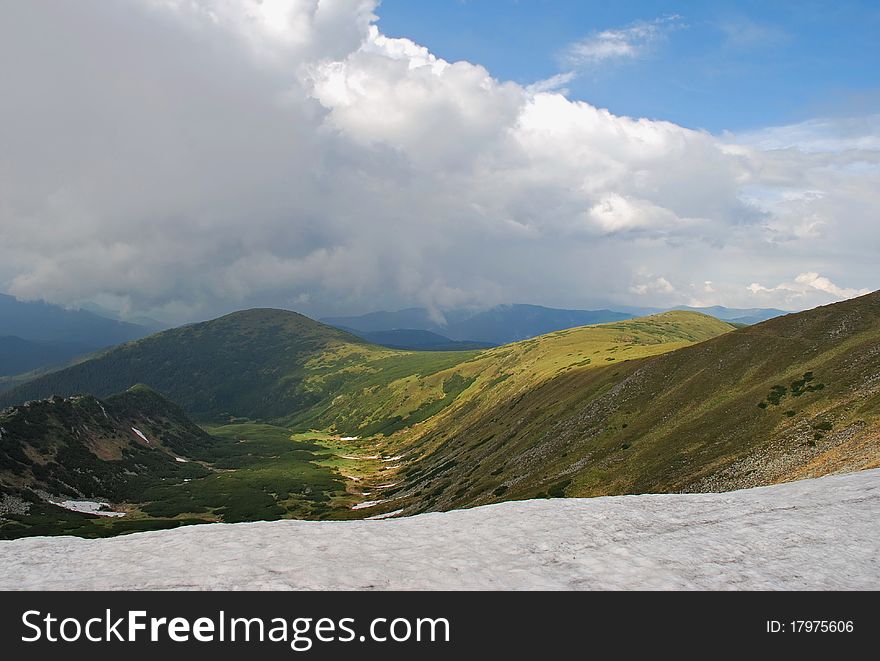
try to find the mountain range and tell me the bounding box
[0,291,876,538]
[322,302,787,347]
[0,294,155,378]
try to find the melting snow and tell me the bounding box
[351,500,384,510]
[54,500,125,518]
[340,436,359,441]
[175,457,188,463]
[131,427,150,444]
[3,470,878,590]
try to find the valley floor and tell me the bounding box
[1,469,878,590]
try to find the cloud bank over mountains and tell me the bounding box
[0,0,876,323]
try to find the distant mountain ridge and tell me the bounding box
[0,336,96,377]
[322,302,788,346]
[341,328,494,351]
[0,294,155,376]
[323,304,634,345]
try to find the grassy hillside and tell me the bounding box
[283,311,734,436]
[13,296,875,533]
[369,292,880,516]
[0,309,478,423]
[1,309,729,439]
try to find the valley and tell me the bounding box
[1,292,878,539]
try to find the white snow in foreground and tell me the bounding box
[2,470,878,590]
[54,500,125,518]
[130,427,150,444]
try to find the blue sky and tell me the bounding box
[375,0,880,133]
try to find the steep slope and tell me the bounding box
[291,311,734,436]
[375,292,879,515]
[0,309,479,422]
[0,386,360,539]
[2,470,877,590]
[0,385,213,500]
[0,385,217,537]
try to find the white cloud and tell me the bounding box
[562,15,682,67]
[525,71,577,95]
[0,1,876,323]
[630,276,676,297]
[748,273,871,306]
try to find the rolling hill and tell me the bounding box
[0,309,730,436]
[0,309,481,423]
[3,294,876,537]
[366,291,880,516]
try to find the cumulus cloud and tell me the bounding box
[0,0,876,323]
[749,273,872,305]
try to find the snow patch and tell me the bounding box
[3,470,878,590]
[175,457,188,463]
[54,500,125,518]
[131,427,150,445]
[351,500,384,510]
[340,436,359,441]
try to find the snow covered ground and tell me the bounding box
[2,470,878,590]
[53,500,126,518]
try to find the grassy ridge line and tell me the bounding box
[374,291,880,516]
[291,311,733,436]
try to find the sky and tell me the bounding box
[377,0,880,132]
[0,0,878,324]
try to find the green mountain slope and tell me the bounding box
[2,309,729,440]
[287,311,734,437]
[373,292,879,516]
[0,385,212,500]
[0,309,478,423]
[0,386,362,539]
